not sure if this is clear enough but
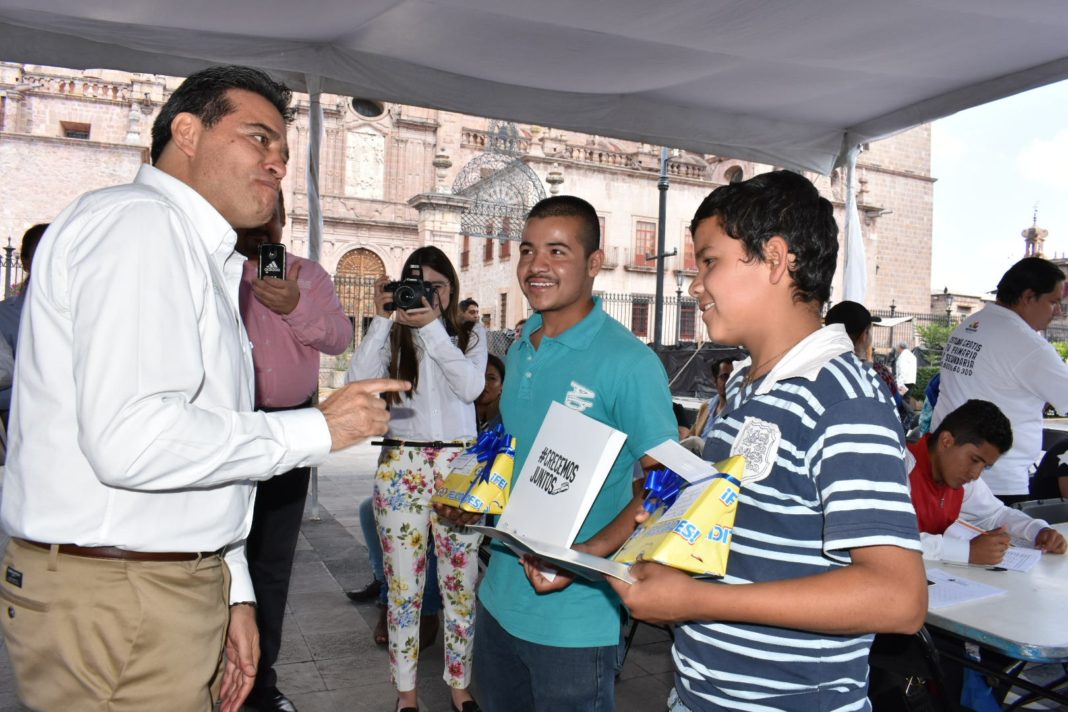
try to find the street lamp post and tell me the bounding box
[887,299,896,356]
[675,270,684,344]
[653,147,670,348]
[3,238,14,299]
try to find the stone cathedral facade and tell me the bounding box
[0,63,934,347]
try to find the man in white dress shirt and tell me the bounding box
[894,340,917,395]
[0,66,408,712]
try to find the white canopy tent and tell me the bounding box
[2,0,1068,300]
[2,1,1067,174]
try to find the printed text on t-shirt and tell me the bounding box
[941,335,982,377]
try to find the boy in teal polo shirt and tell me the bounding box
[473,196,677,712]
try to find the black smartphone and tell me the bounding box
[258,243,286,280]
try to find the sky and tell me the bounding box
[931,79,1068,297]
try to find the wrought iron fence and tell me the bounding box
[485,329,514,357]
[597,291,701,346]
[870,306,1068,365]
[333,274,379,349]
[326,282,1068,376]
[868,308,957,355]
[1047,323,1068,343]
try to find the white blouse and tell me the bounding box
[346,316,487,441]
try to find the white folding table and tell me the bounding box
[924,522,1068,706]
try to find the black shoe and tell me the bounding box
[346,579,383,603]
[246,688,297,712]
[450,701,480,712]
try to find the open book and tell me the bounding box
[470,401,629,580]
[487,401,627,546]
[473,421,726,583]
[472,525,636,583]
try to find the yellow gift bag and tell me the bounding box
[613,455,745,577]
[431,425,516,515]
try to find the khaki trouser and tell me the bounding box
[0,539,230,712]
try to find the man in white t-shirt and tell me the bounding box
[931,257,1068,502]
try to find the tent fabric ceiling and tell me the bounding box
[2,1,1067,173]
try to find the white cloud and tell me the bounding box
[1017,130,1068,191]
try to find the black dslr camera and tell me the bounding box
[383,263,437,311]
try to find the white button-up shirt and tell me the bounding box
[1,165,331,602]
[346,316,486,441]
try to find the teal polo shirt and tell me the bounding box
[478,297,677,648]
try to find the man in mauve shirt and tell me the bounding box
[236,193,354,712]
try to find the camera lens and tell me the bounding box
[394,285,417,309]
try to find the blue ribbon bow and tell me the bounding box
[468,423,507,477]
[642,468,687,514]
[457,424,515,511]
[641,469,742,514]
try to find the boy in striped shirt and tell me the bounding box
[611,171,927,712]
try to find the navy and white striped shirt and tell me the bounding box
[675,326,921,712]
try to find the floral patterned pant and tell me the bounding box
[372,444,482,691]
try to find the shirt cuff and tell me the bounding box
[1022,519,1049,546]
[271,407,332,470]
[223,542,255,604]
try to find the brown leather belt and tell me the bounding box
[18,539,222,562]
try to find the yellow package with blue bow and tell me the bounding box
[613,455,745,577]
[432,428,515,514]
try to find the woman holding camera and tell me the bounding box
[346,246,487,712]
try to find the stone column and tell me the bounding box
[5,85,29,134]
[546,163,565,195]
[407,192,472,264]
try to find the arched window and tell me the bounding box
[335,248,387,344]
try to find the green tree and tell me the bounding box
[915,322,954,353]
[1052,342,1068,362]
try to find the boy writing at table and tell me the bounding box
[907,398,1067,563]
[610,171,928,712]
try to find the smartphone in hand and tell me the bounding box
[258,244,286,280]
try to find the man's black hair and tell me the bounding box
[486,353,506,382]
[19,223,48,275]
[459,298,479,310]
[689,171,838,304]
[526,195,601,257]
[712,357,733,377]
[931,399,1013,454]
[151,65,294,164]
[824,300,878,342]
[995,257,1065,306]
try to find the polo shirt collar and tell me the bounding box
[134,164,236,259]
[739,323,854,395]
[521,297,607,351]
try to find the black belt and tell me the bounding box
[257,397,315,413]
[373,438,473,449]
[19,539,222,562]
